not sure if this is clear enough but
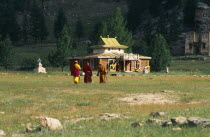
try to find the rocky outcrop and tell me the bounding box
[99,113,128,121]
[150,112,167,117]
[132,112,210,129]
[171,117,188,125]
[187,117,210,127]
[147,118,166,125]
[172,127,182,131]
[40,117,63,130]
[131,122,144,128]
[0,130,5,136]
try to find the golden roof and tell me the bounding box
[91,37,128,49]
[67,53,119,59]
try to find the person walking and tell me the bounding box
[83,62,92,83]
[97,63,107,83]
[71,60,81,84]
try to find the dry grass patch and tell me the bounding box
[118,92,178,105]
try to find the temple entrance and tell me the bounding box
[125,61,131,71]
[193,45,201,55]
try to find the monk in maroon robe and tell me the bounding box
[83,62,92,83]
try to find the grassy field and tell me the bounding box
[170,56,210,75]
[2,45,210,136]
[0,71,210,137]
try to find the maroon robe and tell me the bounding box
[83,65,92,83]
[71,64,80,76]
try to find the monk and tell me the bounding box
[71,60,81,84]
[97,64,108,83]
[83,62,92,83]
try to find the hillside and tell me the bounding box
[20,0,128,41]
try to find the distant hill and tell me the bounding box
[17,0,128,41]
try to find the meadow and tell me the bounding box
[0,70,210,137]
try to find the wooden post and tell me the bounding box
[123,60,125,72]
[166,66,169,73]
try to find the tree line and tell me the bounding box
[0,0,84,72]
[5,0,206,72]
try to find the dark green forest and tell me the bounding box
[0,0,210,71]
[1,0,209,43]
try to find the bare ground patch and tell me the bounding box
[118,92,179,105]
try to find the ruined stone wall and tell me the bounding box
[200,33,209,54]
[185,31,209,55]
[185,32,194,55]
[185,2,210,56]
[195,2,210,32]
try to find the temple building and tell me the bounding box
[185,2,210,55]
[68,36,151,73]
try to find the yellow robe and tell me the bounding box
[73,64,81,83]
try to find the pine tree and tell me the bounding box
[22,13,30,42]
[39,0,51,12]
[150,34,171,72]
[132,39,148,56]
[30,1,48,43]
[88,22,108,53]
[89,23,102,46]
[127,0,161,32]
[40,13,48,43]
[106,8,134,52]
[127,0,144,31]
[89,8,134,52]
[49,25,74,71]
[168,3,183,42]
[75,18,84,41]
[0,38,15,72]
[54,7,68,39]
[157,6,169,38]
[100,22,108,38]
[183,0,196,27]
[0,3,21,43]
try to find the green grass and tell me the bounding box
[170,56,210,75]
[14,44,56,65]
[0,71,210,136]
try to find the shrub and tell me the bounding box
[20,57,37,71]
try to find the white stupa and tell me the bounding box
[34,58,47,73]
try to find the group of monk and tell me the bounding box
[71,60,108,84]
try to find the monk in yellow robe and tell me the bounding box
[97,64,107,83]
[71,60,81,84]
